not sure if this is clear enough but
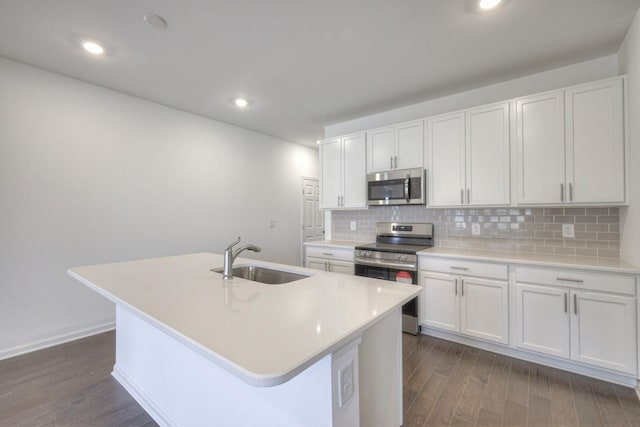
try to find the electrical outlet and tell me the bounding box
[562,224,575,238]
[472,223,480,236]
[269,220,277,229]
[338,361,354,407]
[350,221,357,231]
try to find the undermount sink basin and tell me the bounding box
[212,264,310,284]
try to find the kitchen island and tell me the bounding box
[68,253,420,427]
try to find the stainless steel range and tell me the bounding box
[354,222,434,335]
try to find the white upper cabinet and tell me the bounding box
[566,78,625,204]
[516,77,625,205]
[427,103,510,207]
[427,112,465,206]
[516,91,566,204]
[466,103,511,205]
[319,133,367,210]
[366,120,423,172]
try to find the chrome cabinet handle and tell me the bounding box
[337,195,340,206]
[450,266,469,271]
[564,293,568,313]
[557,277,584,283]
[461,189,464,204]
[560,183,564,202]
[461,279,464,296]
[390,156,393,169]
[404,174,410,203]
[394,155,398,169]
[569,183,573,201]
[574,294,578,315]
[466,189,470,204]
[321,252,334,257]
[454,278,458,295]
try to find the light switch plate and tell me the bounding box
[562,224,575,238]
[269,220,277,229]
[350,221,357,231]
[338,360,354,407]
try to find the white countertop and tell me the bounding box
[303,240,366,249]
[68,253,420,387]
[418,247,640,274]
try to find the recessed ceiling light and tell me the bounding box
[82,41,105,55]
[479,0,502,10]
[234,98,249,108]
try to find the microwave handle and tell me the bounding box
[404,174,410,203]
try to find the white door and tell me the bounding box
[459,277,509,344]
[301,177,324,243]
[366,126,395,172]
[515,283,570,359]
[420,272,459,332]
[319,138,342,209]
[570,291,636,374]
[395,120,424,170]
[465,102,511,206]
[427,112,465,207]
[342,133,367,208]
[566,78,625,204]
[516,91,566,204]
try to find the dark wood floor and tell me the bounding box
[1,331,639,427]
[402,333,640,427]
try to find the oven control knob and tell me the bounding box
[366,251,372,257]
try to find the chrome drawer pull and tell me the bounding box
[450,266,469,271]
[321,253,334,256]
[556,277,584,283]
[564,293,568,313]
[574,294,578,315]
[454,278,458,295]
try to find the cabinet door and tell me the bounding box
[328,260,354,275]
[570,291,636,374]
[427,113,465,207]
[366,127,395,172]
[319,138,342,209]
[516,91,566,204]
[466,102,510,205]
[306,257,327,271]
[420,272,459,332]
[515,283,570,359]
[342,133,367,208]
[566,78,625,204]
[395,120,424,170]
[460,277,509,344]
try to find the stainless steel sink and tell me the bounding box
[212,264,310,284]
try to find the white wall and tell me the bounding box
[325,55,619,137]
[0,57,318,358]
[619,9,640,266]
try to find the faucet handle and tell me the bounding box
[225,236,241,251]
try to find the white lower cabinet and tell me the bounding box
[305,245,354,275]
[419,259,509,345]
[515,267,637,375]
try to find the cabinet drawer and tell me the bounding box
[419,256,508,280]
[305,246,354,262]
[515,266,636,295]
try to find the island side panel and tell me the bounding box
[358,308,403,427]
[112,305,335,427]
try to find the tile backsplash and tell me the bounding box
[331,206,620,258]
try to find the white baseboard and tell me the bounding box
[112,365,175,427]
[0,320,115,361]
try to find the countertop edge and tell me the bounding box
[416,249,640,274]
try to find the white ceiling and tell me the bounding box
[0,0,639,147]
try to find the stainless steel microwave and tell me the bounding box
[367,168,425,206]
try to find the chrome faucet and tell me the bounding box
[222,236,262,280]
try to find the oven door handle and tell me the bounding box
[404,174,410,203]
[354,258,417,271]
